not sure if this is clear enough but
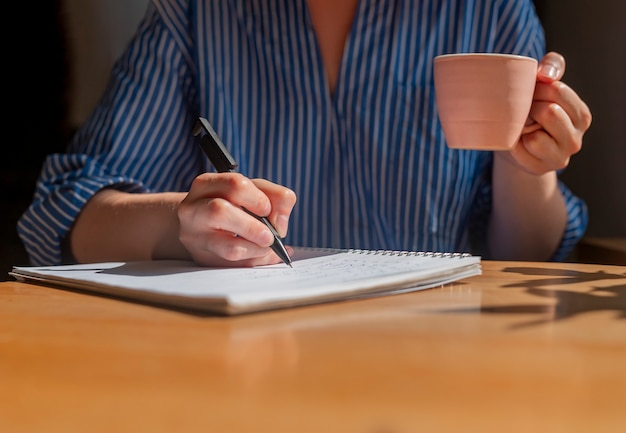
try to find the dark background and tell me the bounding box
[2,0,70,278]
[2,1,624,280]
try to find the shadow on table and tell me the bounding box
[498,266,625,327]
[449,266,626,328]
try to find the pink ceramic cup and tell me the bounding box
[434,53,538,151]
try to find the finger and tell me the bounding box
[209,242,295,267]
[519,128,570,171]
[533,81,592,133]
[189,229,295,267]
[187,172,273,216]
[528,100,582,157]
[506,140,544,176]
[193,229,277,264]
[190,240,283,268]
[201,197,276,247]
[537,51,565,83]
[508,135,567,176]
[252,178,297,237]
[523,52,564,132]
[521,122,542,135]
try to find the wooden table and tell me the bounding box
[1,260,625,433]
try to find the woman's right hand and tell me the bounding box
[178,172,297,267]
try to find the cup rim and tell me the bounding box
[434,52,537,62]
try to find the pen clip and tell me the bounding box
[192,117,238,172]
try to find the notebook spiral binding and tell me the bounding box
[347,249,472,258]
[295,246,473,258]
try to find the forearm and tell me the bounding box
[70,189,190,263]
[488,155,567,261]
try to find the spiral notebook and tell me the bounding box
[10,247,481,315]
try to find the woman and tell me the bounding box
[19,0,591,266]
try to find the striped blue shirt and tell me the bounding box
[18,0,588,265]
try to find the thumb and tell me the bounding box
[537,51,566,83]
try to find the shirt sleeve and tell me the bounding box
[18,1,202,265]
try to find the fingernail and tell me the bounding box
[539,64,559,80]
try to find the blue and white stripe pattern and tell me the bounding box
[18,0,588,265]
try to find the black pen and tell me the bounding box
[192,117,293,267]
